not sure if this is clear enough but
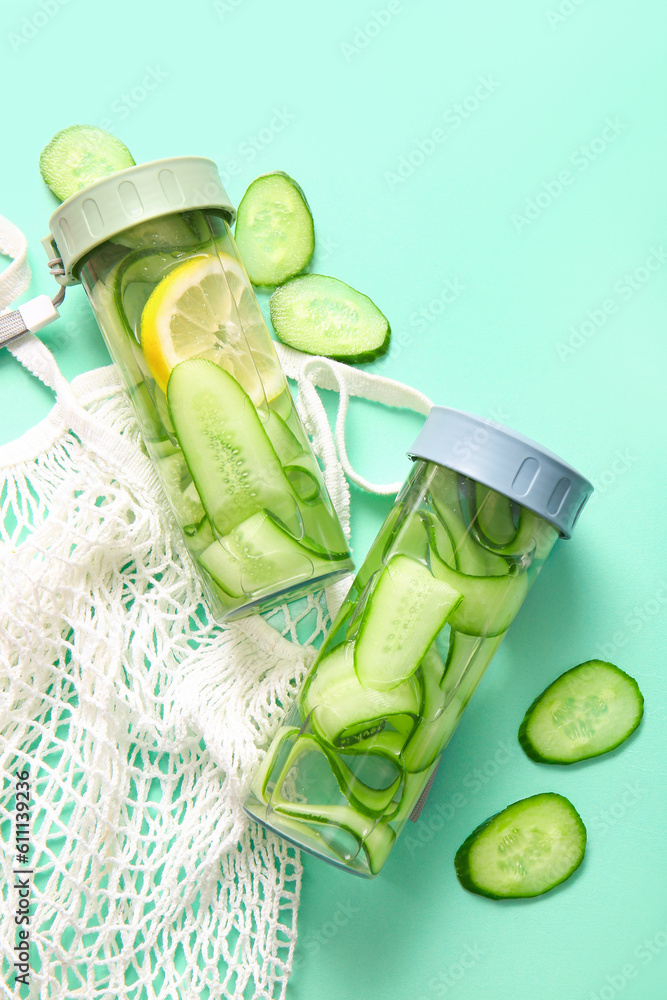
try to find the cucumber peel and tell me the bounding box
[519,660,644,764]
[269,273,391,363]
[39,124,135,201]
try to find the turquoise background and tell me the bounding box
[2,0,666,997]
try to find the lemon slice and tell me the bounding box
[140,254,238,392]
[140,252,286,408]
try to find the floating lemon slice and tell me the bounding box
[139,252,285,404]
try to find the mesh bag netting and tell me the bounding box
[0,349,341,999]
[0,212,431,998]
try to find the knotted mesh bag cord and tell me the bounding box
[0,214,431,999]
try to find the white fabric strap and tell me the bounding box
[275,342,433,495]
[0,213,31,310]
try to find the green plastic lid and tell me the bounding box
[42,156,236,285]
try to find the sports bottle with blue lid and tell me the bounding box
[244,406,593,876]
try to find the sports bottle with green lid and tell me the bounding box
[42,157,353,621]
[243,407,593,876]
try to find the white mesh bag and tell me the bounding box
[0,215,431,999]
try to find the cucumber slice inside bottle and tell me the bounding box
[274,733,402,819]
[199,509,342,600]
[235,171,315,286]
[39,124,135,201]
[455,792,586,898]
[472,483,518,546]
[354,555,462,690]
[269,274,391,363]
[166,359,298,536]
[518,660,644,764]
[261,410,303,464]
[299,642,420,748]
[429,472,509,577]
[271,799,396,876]
[155,450,205,527]
[429,544,528,637]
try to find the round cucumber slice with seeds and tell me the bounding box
[519,660,644,764]
[235,171,314,286]
[455,792,586,899]
[269,274,391,363]
[39,124,135,201]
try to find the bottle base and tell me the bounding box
[210,561,354,623]
[243,795,375,878]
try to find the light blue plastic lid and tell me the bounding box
[408,406,593,538]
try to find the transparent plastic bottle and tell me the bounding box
[43,158,353,621]
[244,406,593,876]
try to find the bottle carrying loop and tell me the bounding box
[0,216,65,348]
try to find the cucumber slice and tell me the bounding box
[39,124,135,201]
[274,732,402,819]
[183,517,215,556]
[518,660,644,764]
[262,410,303,464]
[198,509,342,599]
[455,793,586,898]
[354,555,462,690]
[235,171,314,286]
[392,510,431,563]
[269,274,391,363]
[300,642,420,748]
[156,450,204,527]
[272,799,396,876]
[401,646,451,774]
[253,725,301,801]
[429,475,509,578]
[429,545,528,637]
[402,632,506,773]
[284,463,320,503]
[472,483,518,546]
[166,359,298,536]
[335,727,407,760]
